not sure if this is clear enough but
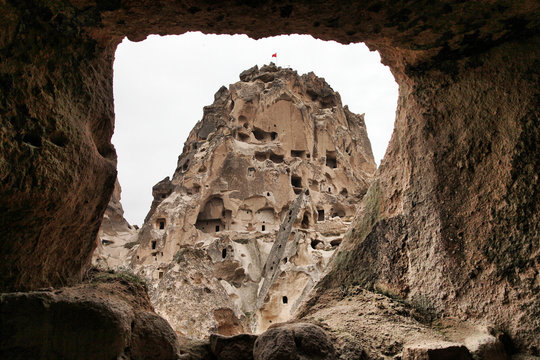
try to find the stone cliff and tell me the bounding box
[106,64,376,338]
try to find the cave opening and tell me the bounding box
[255,152,267,162]
[326,151,337,168]
[291,175,302,188]
[330,239,342,248]
[311,239,324,249]
[238,132,250,142]
[301,213,310,229]
[112,33,398,226]
[156,218,166,230]
[291,150,305,158]
[269,152,284,163]
[105,30,396,337]
[252,127,267,141]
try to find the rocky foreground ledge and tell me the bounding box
[0,271,179,359]
[0,270,513,359]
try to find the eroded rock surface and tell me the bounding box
[1,0,539,357]
[253,322,336,360]
[303,35,540,353]
[0,272,179,360]
[92,179,138,270]
[298,287,510,360]
[109,64,376,337]
[210,333,258,360]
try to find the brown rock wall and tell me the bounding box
[306,36,540,353]
[0,273,180,359]
[0,2,117,291]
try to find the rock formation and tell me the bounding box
[95,65,515,359]
[92,179,138,270]
[121,64,376,337]
[253,322,336,360]
[1,0,539,358]
[0,271,180,359]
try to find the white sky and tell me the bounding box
[113,32,398,226]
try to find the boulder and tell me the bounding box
[464,332,507,360]
[210,333,258,360]
[253,322,335,360]
[131,311,181,360]
[0,275,179,359]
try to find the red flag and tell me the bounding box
[272,53,277,58]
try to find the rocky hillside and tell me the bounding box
[96,63,376,338]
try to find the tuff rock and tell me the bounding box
[98,64,376,338]
[92,179,138,269]
[0,272,180,359]
[1,0,539,358]
[253,322,336,360]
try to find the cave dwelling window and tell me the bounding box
[157,218,166,230]
[291,176,302,188]
[326,151,337,168]
[317,209,325,221]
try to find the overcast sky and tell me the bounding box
[113,32,398,226]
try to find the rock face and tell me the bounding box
[1,0,539,357]
[210,333,258,360]
[124,64,376,337]
[303,34,540,353]
[253,322,336,360]
[92,179,138,270]
[0,272,180,359]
